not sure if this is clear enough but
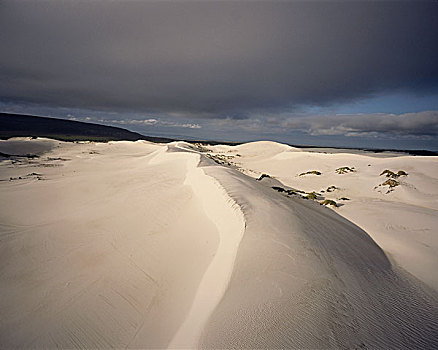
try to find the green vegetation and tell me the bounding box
[273,186,306,194]
[382,179,400,188]
[206,153,234,166]
[326,185,337,192]
[257,173,271,181]
[380,169,408,178]
[375,178,400,194]
[321,199,338,207]
[286,188,305,195]
[299,170,321,176]
[376,169,407,193]
[380,169,395,177]
[193,143,211,153]
[272,186,285,193]
[335,166,355,174]
[9,172,43,181]
[306,192,318,200]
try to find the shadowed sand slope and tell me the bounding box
[200,165,438,349]
[208,140,438,291]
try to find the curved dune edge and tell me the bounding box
[168,154,246,349]
[209,140,438,291]
[0,140,244,348]
[199,164,438,349]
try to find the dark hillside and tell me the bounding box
[0,113,173,143]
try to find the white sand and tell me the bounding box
[168,143,245,348]
[200,142,438,348]
[1,138,437,348]
[209,140,438,291]
[0,138,236,348]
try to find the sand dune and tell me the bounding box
[0,138,437,348]
[209,140,438,291]
[0,139,224,348]
[200,165,437,349]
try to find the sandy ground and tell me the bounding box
[0,138,437,348]
[208,140,438,291]
[0,138,241,348]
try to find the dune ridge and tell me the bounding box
[1,138,437,348]
[0,139,222,348]
[132,142,247,348]
[200,164,438,349]
[168,149,245,348]
[208,140,438,291]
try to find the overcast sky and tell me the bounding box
[1,1,437,150]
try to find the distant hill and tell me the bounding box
[0,113,173,143]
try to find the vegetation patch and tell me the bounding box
[257,173,271,181]
[9,172,43,181]
[272,186,305,196]
[335,166,355,174]
[272,186,285,193]
[206,153,233,166]
[338,197,350,201]
[299,170,321,176]
[271,186,321,201]
[306,192,318,200]
[47,157,70,162]
[380,169,408,178]
[321,199,338,207]
[326,185,337,192]
[375,170,407,193]
[1,153,39,159]
[193,143,212,153]
[375,178,400,194]
[382,179,400,188]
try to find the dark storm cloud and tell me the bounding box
[204,110,438,138]
[1,1,437,116]
[279,111,438,138]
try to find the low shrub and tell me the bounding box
[335,167,355,174]
[306,192,318,200]
[321,199,338,207]
[299,170,321,176]
[257,173,271,181]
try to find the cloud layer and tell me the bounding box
[279,111,438,138]
[201,111,437,140]
[1,1,437,116]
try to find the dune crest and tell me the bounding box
[169,152,245,348]
[200,165,438,349]
[0,138,437,348]
[207,140,438,291]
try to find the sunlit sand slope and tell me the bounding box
[0,139,242,348]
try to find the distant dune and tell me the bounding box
[0,137,437,348]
